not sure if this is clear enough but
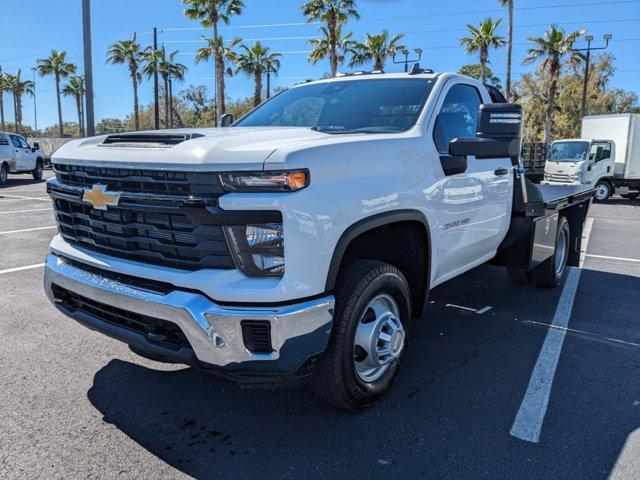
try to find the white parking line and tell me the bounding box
[510,267,582,443]
[0,208,52,215]
[0,263,45,275]
[0,194,51,202]
[0,226,57,235]
[585,253,640,264]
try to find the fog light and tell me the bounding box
[224,224,284,277]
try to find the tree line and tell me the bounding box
[0,0,638,142]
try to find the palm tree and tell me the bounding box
[35,50,77,137]
[182,0,244,120]
[142,49,187,128]
[194,35,240,122]
[302,0,359,77]
[106,34,144,130]
[498,0,514,101]
[0,67,6,131]
[62,76,85,137]
[234,42,281,107]
[461,18,506,85]
[349,30,405,71]
[524,26,585,142]
[4,70,34,135]
[309,26,354,76]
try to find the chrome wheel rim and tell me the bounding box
[353,293,405,383]
[595,184,609,201]
[555,227,568,276]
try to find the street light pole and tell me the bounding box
[393,48,423,73]
[31,67,38,134]
[571,33,612,118]
[266,66,271,99]
[82,0,95,136]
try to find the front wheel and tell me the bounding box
[533,216,570,288]
[594,181,611,202]
[32,160,43,181]
[312,260,412,411]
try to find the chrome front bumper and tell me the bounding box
[44,254,335,377]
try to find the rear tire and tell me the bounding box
[0,163,7,186]
[621,192,639,200]
[533,216,570,288]
[312,260,412,411]
[32,160,43,181]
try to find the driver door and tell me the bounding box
[9,135,29,171]
[430,82,513,281]
[587,141,613,184]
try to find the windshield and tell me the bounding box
[235,78,435,133]
[548,141,590,162]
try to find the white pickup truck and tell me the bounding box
[542,114,640,201]
[44,71,594,410]
[0,131,45,185]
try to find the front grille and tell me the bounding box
[50,165,237,271]
[54,163,224,198]
[546,173,572,182]
[53,197,235,271]
[52,284,190,349]
[241,320,272,354]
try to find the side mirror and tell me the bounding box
[33,142,40,151]
[449,103,523,165]
[219,114,234,128]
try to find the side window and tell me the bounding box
[17,136,30,149]
[10,135,21,148]
[433,84,482,155]
[589,141,612,162]
[0,133,8,146]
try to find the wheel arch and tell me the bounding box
[325,210,432,318]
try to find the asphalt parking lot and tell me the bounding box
[1,171,639,480]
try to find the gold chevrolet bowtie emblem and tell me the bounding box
[82,184,121,210]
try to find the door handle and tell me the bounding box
[494,168,509,176]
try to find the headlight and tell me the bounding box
[219,170,309,192]
[224,224,284,277]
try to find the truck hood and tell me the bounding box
[545,160,586,176]
[51,127,333,171]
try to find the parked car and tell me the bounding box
[0,131,45,185]
[44,71,594,410]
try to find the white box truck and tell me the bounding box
[542,114,640,201]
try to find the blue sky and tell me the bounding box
[1,0,639,129]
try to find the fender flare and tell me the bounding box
[324,209,432,292]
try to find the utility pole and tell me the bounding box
[393,48,423,73]
[571,33,612,118]
[82,0,95,136]
[31,67,38,134]
[153,27,160,130]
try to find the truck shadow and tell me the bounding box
[0,177,47,188]
[86,266,640,480]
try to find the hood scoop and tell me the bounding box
[101,132,205,148]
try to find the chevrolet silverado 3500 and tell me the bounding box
[44,71,594,410]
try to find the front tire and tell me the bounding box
[312,260,412,411]
[533,216,570,288]
[32,160,43,181]
[594,181,611,202]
